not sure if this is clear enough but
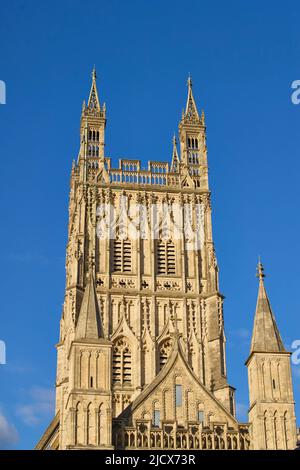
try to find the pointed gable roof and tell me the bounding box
[250,261,285,354]
[120,333,238,426]
[75,270,104,340]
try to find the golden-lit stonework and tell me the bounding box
[36,70,297,450]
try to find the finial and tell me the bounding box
[92,65,97,81]
[187,74,192,89]
[256,256,265,281]
[172,133,177,145]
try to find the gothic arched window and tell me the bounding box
[175,384,182,407]
[197,407,204,423]
[113,338,132,386]
[188,151,199,165]
[152,401,160,428]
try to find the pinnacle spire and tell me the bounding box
[184,75,200,123]
[75,268,104,340]
[171,134,180,172]
[92,65,97,81]
[250,260,285,354]
[87,66,100,111]
[256,256,265,281]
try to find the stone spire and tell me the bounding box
[171,134,180,172]
[250,260,285,354]
[75,269,104,340]
[87,66,101,111]
[183,75,201,124]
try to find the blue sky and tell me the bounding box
[0,0,300,449]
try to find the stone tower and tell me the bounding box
[36,71,297,450]
[246,261,297,449]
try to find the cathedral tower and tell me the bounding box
[36,72,297,450]
[246,261,297,449]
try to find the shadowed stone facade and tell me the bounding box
[36,71,297,450]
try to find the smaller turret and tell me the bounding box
[80,67,106,163]
[178,76,208,189]
[246,260,297,449]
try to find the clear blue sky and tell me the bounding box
[0,0,299,449]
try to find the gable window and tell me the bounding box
[153,410,160,428]
[198,410,204,423]
[159,338,172,370]
[175,384,182,407]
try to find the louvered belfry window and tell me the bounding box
[157,241,166,274]
[167,241,176,274]
[157,240,176,275]
[113,239,132,272]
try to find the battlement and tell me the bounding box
[75,156,204,189]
